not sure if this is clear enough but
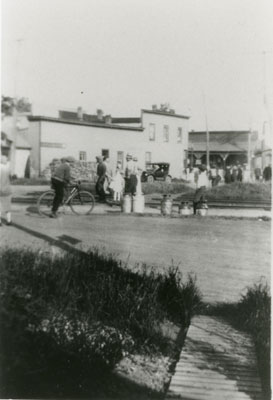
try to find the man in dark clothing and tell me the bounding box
[96,156,107,201]
[237,165,243,182]
[263,164,272,182]
[254,167,261,181]
[224,167,232,184]
[50,157,73,218]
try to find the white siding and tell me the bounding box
[142,112,189,177]
[30,110,189,178]
[39,121,144,173]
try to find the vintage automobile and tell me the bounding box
[141,162,172,183]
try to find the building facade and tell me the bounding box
[24,107,189,179]
[188,130,258,168]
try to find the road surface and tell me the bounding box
[0,205,271,303]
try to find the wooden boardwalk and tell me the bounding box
[166,315,263,400]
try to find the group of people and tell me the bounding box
[224,164,244,184]
[254,165,272,182]
[46,153,143,218]
[95,153,142,203]
[186,161,272,186]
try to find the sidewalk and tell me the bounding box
[10,200,272,220]
[10,185,271,220]
[166,315,263,400]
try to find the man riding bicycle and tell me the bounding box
[50,156,75,218]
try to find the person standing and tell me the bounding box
[224,166,232,184]
[193,164,208,215]
[263,164,272,182]
[254,167,262,181]
[124,153,134,194]
[109,164,124,201]
[130,156,139,195]
[209,164,217,187]
[231,165,238,182]
[50,157,73,218]
[103,156,112,195]
[237,165,243,182]
[0,155,12,226]
[96,156,107,201]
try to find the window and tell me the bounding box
[177,127,182,143]
[79,151,87,161]
[117,151,124,169]
[145,152,152,167]
[149,123,156,141]
[101,149,109,159]
[163,125,169,142]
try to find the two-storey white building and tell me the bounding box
[22,106,190,179]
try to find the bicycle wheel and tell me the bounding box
[37,190,55,217]
[69,190,95,215]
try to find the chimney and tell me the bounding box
[97,109,104,121]
[77,107,83,120]
[104,114,112,124]
[152,104,157,111]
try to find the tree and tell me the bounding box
[1,96,32,116]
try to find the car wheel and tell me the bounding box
[147,175,154,183]
[165,175,172,184]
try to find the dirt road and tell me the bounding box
[0,205,271,303]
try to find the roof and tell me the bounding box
[190,142,246,153]
[189,130,258,153]
[28,116,144,132]
[142,109,190,119]
[191,130,252,135]
[112,117,141,124]
[59,111,141,125]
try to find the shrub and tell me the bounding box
[206,182,271,201]
[142,181,194,195]
[238,282,271,398]
[0,247,201,397]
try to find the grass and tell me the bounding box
[142,181,194,195]
[173,182,271,202]
[205,182,272,201]
[0,247,201,398]
[200,281,271,400]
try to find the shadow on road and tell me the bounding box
[9,221,85,256]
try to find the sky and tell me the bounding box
[1,0,273,134]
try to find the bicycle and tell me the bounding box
[37,181,95,217]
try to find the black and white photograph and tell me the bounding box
[1,0,272,398]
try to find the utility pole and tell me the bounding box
[202,91,210,168]
[261,50,273,170]
[247,128,251,171]
[14,38,24,99]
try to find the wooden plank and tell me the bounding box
[166,315,263,400]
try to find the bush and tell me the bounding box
[238,282,271,398]
[0,247,201,397]
[142,181,194,195]
[206,182,271,201]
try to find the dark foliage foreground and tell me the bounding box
[0,248,201,398]
[201,281,271,400]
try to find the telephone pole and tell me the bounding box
[261,50,273,170]
[14,38,24,99]
[202,91,210,168]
